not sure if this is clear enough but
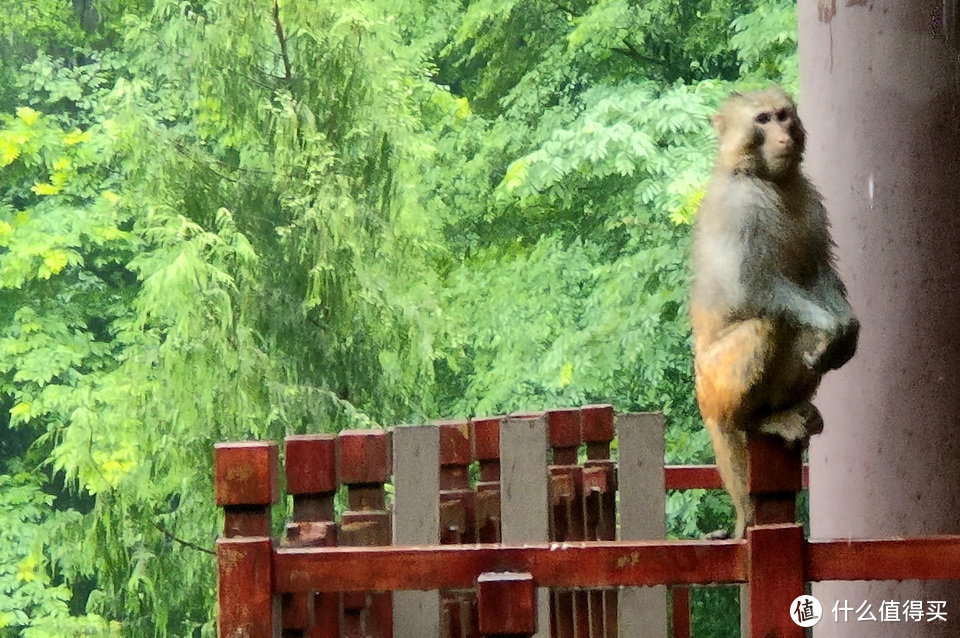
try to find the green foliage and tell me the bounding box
[731,0,799,90]
[0,473,119,637]
[0,0,800,634]
[0,0,86,64]
[692,586,741,638]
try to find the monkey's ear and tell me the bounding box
[712,113,727,136]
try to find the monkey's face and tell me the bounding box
[753,101,805,179]
[712,88,806,181]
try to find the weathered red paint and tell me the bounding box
[477,572,537,636]
[217,537,278,637]
[664,464,809,490]
[580,405,614,443]
[472,416,502,463]
[546,408,582,450]
[214,441,279,507]
[338,429,391,485]
[670,586,690,638]
[747,524,805,638]
[282,591,314,631]
[664,465,725,490]
[436,419,472,466]
[285,435,337,495]
[807,536,960,582]
[273,541,747,592]
[747,435,803,495]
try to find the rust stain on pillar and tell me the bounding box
[799,0,960,636]
[818,0,837,22]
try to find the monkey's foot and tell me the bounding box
[758,402,822,444]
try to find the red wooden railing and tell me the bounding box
[214,407,960,637]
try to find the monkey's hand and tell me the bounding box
[802,332,831,370]
[802,316,860,372]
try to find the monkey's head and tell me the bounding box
[711,87,806,182]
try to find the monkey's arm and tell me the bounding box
[813,268,855,320]
[756,280,838,330]
[809,268,859,371]
[738,211,839,332]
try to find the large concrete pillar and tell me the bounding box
[799,1,960,635]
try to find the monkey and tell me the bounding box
[689,87,859,538]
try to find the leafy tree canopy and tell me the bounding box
[0,0,797,634]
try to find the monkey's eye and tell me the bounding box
[776,109,789,122]
[754,112,771,124]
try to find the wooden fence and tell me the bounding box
[214,406,960,637]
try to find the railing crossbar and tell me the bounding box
[267,539,747,592]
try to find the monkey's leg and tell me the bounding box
[694,318,777,426]
[694,318,773,537]
[756,327,827,442]
[705,417,752,538]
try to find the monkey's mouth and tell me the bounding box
[767,153,797,172]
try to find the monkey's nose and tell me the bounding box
[776,137,794,154]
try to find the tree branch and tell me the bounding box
[155,523,216,555]
[612,38,660,66]
[272,0,293,82]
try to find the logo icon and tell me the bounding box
[790,595,822,627]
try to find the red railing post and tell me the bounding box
[747,523,805,637]
[546,408,586,638]
[745,435,806,638]
[582,404,617,637]
[473,416,503,544]
[437,419,476,544]
[669,585,690,638]
[477,572,537,638]
[214,441,280,638]
[747,435,802,526]
[283,434,339,638]
[436,419,479,636]
[339,429,393,638]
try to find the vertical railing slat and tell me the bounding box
[393,425,442,638]
[501,415,552,638]
[669,586,690,638]
[616,413,669,638]
[473,417,503,544]
[435,420,479,638]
